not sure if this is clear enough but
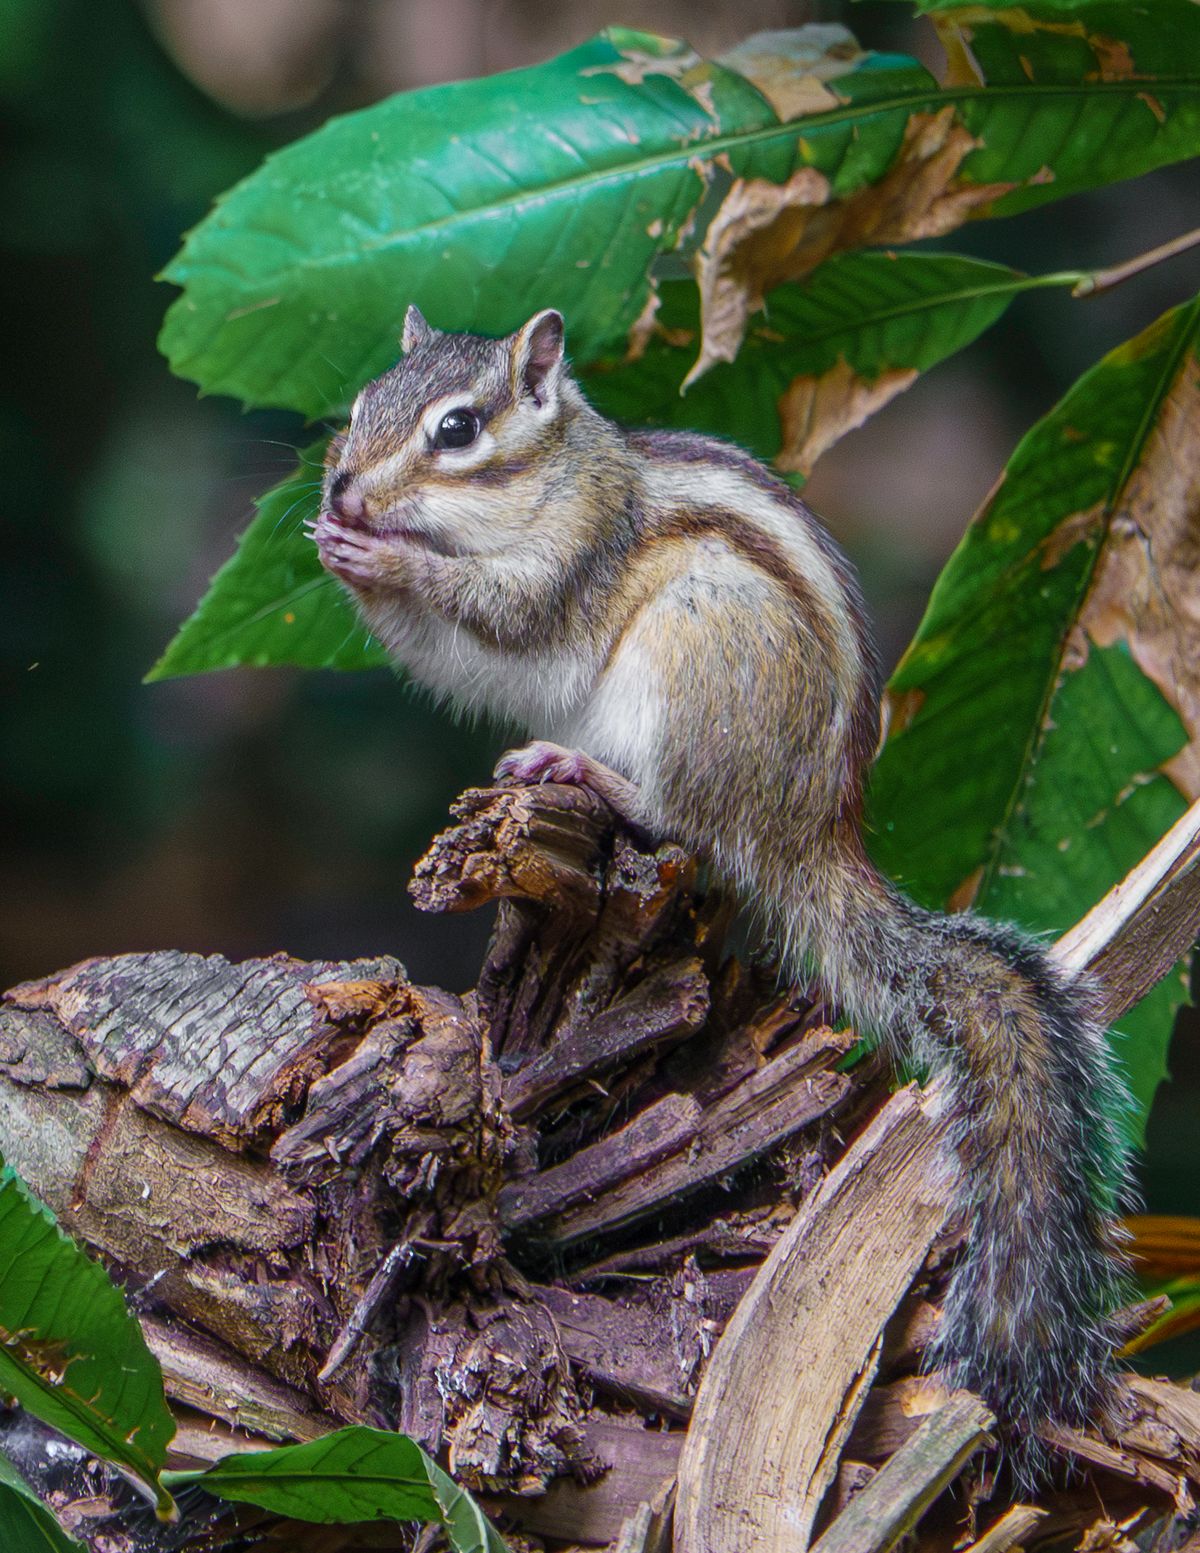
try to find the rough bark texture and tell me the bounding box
[1,782,1199,1553]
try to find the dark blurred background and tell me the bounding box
[3,0,1199,1222]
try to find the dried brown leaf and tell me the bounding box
[776,357,918,475]
[1126,1214,1200,1278]
[718,25,870,119]
[686,107,1013,384]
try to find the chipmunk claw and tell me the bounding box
[313,512,386,587]
[494,741,590,787]
[494,742,645,830]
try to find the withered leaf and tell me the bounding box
[686,108,1013,385]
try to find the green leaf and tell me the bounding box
[588,250,1050,469]
[0,1158,175,1516]
[166,1426,509,1551]
[158,19,1200,420]
[868,295,1200,1132]
[147,440,388,679]
[156,27,919,416]
[0,1451,84,1552]
[937,1,1200,218]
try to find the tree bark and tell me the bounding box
[2,784,1199,1553]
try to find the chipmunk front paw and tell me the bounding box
[311,512,393,589]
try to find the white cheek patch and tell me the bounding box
[496,393,556,457]
[418,486,505,534]
[434,429,500,472]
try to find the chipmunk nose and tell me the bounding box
[329,470,368,525]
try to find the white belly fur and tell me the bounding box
[364,534,773,808]
[362,595,599,731]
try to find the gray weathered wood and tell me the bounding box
[810,1393,995,1553]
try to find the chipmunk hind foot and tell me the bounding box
[494,741,645,829]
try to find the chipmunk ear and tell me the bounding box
[512,310,564,409]
[401,304,433,354]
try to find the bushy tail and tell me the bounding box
[800,853,1134,1480]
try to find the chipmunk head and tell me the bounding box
[322,306,571,555]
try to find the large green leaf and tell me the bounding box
[147,439,387,680]
[0,1451,84,1552]
[868,295,1200,1128]
[166,1426,509,1551]
[0,1160,175,1516]
[935,1,1200,221]
[158,17,1200,420]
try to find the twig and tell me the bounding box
[1039,1422,1181,1499]
[1072,226,1200,297]
[961,1504,1048,1553]
[612,1478,675,1553]
[533,1028,853,1246]
[502,957,709,1119]
[673,1082,957,1553]
[317,1242,411,1382]
[1052,794,1200,1022]
[810,1393,996,1553]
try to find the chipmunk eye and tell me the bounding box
[433,408,480,450]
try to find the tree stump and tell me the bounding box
[2,782,1200,1553]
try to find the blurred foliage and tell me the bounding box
[0,0,497,997]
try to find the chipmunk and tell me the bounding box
[312,305,1132,1478]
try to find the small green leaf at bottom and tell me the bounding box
[0,1158,175,1517]
[165,1426,509,1552]
[0,1448,85,1551]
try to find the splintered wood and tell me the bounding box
[674,1082,959,1553]
[2,785,1200,1553]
